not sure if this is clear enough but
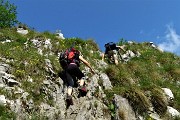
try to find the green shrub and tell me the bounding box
[0,0,18,28]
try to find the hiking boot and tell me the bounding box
[78,86,87,93]
[78,86,87,97]
[66,95,73,106]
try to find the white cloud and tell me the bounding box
[158,24,180,56]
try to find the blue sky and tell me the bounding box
[9,0,180,55]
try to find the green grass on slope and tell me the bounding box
[104,42,180,116]
[1,28,179,119]
[0,28,100,104]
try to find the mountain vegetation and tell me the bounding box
[0,27,179,120]
[0,0,18,28]
[0,1,179,119]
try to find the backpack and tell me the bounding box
[59,48,80,69]
[104,42,118,54]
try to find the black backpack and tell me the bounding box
[59,48,80,69]
[104,42,118,54]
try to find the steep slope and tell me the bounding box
[0,28,179,120]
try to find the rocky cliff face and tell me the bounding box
[0,28,179,120]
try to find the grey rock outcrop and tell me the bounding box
[114,94,136,120]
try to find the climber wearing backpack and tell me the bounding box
[59,47,95,106]
[102,42,125,65]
